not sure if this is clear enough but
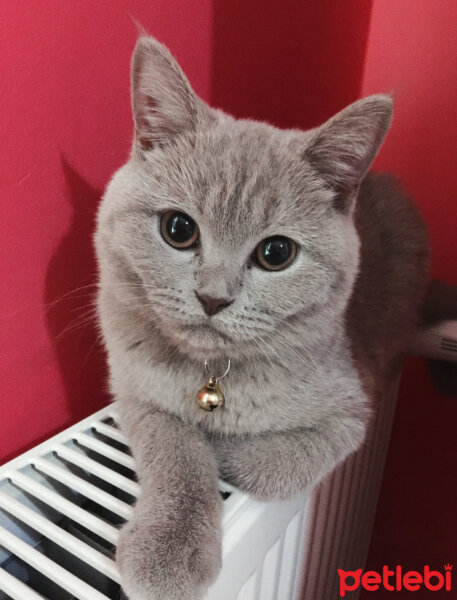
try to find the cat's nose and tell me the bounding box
[195,292,233,316]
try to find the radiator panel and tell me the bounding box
[0,380,398,600]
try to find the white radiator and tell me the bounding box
[0,375,400,600]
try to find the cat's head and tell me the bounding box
[96,36,392,361]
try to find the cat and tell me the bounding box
[95,36,429,600]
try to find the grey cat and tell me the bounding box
[95,36,429,600]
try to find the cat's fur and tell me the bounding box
[95,37,429,600]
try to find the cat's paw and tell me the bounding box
[116,508,222,600]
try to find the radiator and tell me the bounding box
[0,373,400,600]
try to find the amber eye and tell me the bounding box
[255,236,297,271]
[160,211,199,249]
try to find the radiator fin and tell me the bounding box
[258,538,281,600]
[237,571,257,600]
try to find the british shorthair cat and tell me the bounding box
[95,36,428,600]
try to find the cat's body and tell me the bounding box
[95,37,428,600]
[347,172,428,389]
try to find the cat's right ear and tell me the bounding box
[131,36,199,152]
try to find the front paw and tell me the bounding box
[116,506,222,600]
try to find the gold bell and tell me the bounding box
[196,376,225,412]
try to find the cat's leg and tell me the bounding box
[116,400,222,600]
[213,412,367,500]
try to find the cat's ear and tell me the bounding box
[303,94,393,209]
[131,36,200,151]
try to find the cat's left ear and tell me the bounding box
[131,36,205,152]
[303,94,393,210]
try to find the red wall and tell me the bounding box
[0,0,212,463]
[360,2,457,594]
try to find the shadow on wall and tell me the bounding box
[45,157,109,423]
[211,0,374,128]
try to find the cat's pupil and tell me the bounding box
[167,213,195,243]
[262,237,291,266]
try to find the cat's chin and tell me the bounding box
[163,321,235,360]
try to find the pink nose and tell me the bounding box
[195,292,233,316]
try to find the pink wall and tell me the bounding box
[360,1,457,592]
[0,0,212,463]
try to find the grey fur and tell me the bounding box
[95,36,429,600]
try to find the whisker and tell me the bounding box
[44,281,99,311]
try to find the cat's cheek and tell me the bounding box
[246,268,333,318]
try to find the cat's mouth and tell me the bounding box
[183,321,232,341]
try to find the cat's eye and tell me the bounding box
[160,211,199,249]
[255,236,297,271]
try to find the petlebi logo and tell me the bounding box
[338,564,453,596]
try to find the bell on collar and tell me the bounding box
[196,376,225,411]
